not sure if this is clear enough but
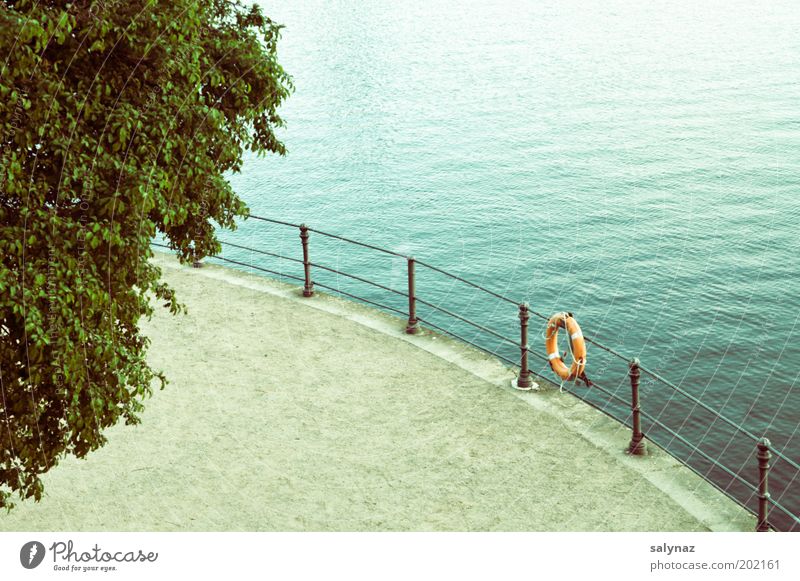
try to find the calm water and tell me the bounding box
[221,0,800,528]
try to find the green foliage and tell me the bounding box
[0,0,291,509]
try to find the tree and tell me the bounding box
[0,0,291,509]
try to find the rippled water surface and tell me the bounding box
[220,0,800,528]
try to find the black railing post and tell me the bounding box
[299,224,314,297]
[628,358,646,455]
[405,257,419,334]
[514,302,534,390]
[757,437,772,532]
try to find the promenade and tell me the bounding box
[0,254,755,531]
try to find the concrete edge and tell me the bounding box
[150,252,757,532]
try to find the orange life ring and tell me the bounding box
[545,312,587,381]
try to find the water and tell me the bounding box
[218,0,800,529]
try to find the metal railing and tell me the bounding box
[152,213,800,531]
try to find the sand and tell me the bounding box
[0,253,755,531]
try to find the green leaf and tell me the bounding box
[0,0,291,513]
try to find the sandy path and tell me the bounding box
[0,254,754,531]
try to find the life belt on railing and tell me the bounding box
[545,312,587,381]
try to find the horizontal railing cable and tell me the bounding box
[151,218,799,528]
[578,332,800,473]
[309,229,407,258]
[312,281,409,317]
[638,366,753,435]
[573,378,632,410]
[205,254,306,284]
[415,259,523,308]
[310,262,408,297]
[638,366,800,473]
[557,379,762,504]
[246,214,302,229]
[416,316,550,383]
[644,413,755,487]
[415,298,520,349]
[581,335,631,362]
[154,234,793,470]
[771,502,800,528]
[246,215,405,260]
[567,373,760,496]
[153,234,793,468]
[219,239,305,264]
[638,364,759,445]
[564,374,799,524]
[640,407,798,527]
[768,446,800,475]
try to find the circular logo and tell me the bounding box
[20,541,46,569]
